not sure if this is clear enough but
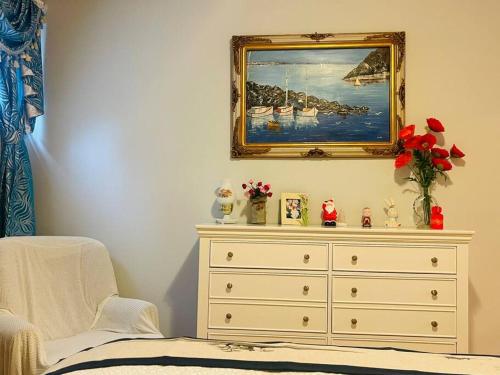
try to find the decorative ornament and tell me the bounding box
[430,206,444,230]
[322,199,337,227]
[384,198,401,228]
[215,179,237,224]
[362,207,372,228]
[336,208,347,227]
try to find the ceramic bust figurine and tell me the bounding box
[215,179,237,224]
[322,199,337,227]
[362,207,372,228]
[384,198,401,228]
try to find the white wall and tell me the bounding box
[31,0,500,353]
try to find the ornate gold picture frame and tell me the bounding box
[231,32,405,159]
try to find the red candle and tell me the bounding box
[430,206,444,230]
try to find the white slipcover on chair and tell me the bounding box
[0,236,163,375]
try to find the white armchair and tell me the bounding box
[0,236,163,375]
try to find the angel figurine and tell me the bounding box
[384,198,401,228]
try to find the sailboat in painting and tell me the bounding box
[248,106,273,118]
[275,70,294,117]
[296,69,318,117]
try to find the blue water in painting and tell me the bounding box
[245,49,390,144]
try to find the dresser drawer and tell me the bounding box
[210,272,327,302]
[332,307,456,338]
[209,303,327,333]
[210,241,328,270]
[333,276,456,306]
[330,338,456,353]
[333,245,456,274]
[208,332,328,345]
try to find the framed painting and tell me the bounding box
[231,32,405,158]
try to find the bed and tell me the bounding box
[45,337,500,375]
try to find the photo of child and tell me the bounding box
[281,193,308,225]
[286,198,302,219]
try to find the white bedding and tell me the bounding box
[45,337,500,375]
[54,367,339,375]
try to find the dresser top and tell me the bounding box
[196,224,474,244]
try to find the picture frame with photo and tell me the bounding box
[281,193,308,225]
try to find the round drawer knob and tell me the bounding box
[351,318,358,325]
[226,283,233,289]
[351,287,358,294]
[226,313,232,320]
[351,255,358,262]
[303,285,310,292]
[304,254,310,260]
[431,289,438,297]
[303,316,309,323]
[431,257,438,264]
[227,251,233,259]
[431,321,438,328]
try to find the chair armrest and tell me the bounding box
[0,311,46,375]
[92,296,161,334]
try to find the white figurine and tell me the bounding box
[336,208,347,227]
[384,198,401,228]
[215,179,237,224]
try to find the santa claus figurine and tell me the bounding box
[322,199,337,227]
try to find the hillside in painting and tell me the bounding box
[246,81,369,115]
[343,48,390,80]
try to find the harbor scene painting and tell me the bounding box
[244,47,391,144]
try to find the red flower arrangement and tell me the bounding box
[242,179,273,199]
[395,118,465,227]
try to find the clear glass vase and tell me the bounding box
[413,186,436,228]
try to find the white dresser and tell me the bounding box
[196,224,473,353]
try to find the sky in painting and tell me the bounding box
[247,48,375,64]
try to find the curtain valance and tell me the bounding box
[0,0,45,132]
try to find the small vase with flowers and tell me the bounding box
[242,179,273,224]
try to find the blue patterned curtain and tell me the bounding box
[0,0,45,237]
